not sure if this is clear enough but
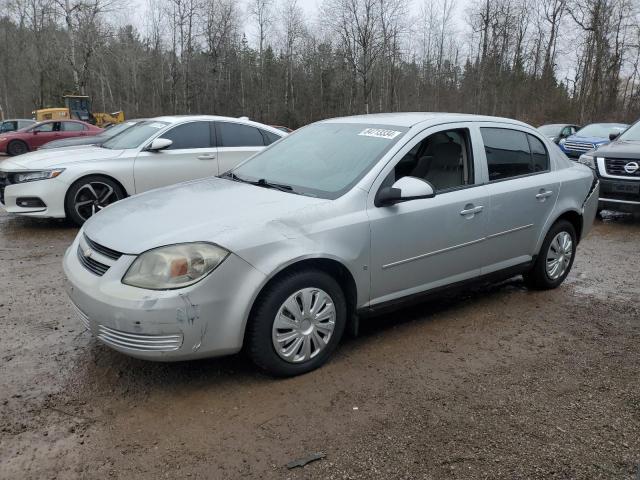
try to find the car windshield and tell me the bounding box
[102,122,137,138]
[101,121,168,149]
[575,123,627,138]
[616,122,640,142]
[539,125,561,135]
[230,123,408,199]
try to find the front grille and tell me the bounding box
[97,324,183,352]
[0,172,9,204]
[604,158,640,177]
[564,141,595,152]
[77,245,110,276]
[84,234,123,260]
[71,302,91,331]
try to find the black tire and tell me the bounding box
[246,269,347,377]
[524,219,577,290]
[7,140,28,156]
[64,175,125,227]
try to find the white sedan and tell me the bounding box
[0,116,286,225]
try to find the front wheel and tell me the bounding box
[524,219,577,290]
[246,269,347,377]
[65,175,125,226]
[7,140,28,156]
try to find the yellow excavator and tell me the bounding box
[33,95,125,128]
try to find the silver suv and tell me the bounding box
[64,113,599,376]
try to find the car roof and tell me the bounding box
[2,118,35,122]
[583,122,628,126]
[149,115,285,133]
[319,112,533,129]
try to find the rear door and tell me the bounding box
[215,121,270,174]
[479,126,559,273]
[61,121,88,138]
[133,120,219,193]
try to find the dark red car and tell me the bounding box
[0,120,102,156]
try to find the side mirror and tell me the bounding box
[376,176,435,207]
[147,138,173,151]
[609,131,621,141]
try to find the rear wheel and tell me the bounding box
[246,269,347,377]
[64,175,125,226]
[7,140,28,156]
[524,219,576,290]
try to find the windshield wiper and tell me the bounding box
[221,172,296,193]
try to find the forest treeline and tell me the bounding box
[1,0,640,128]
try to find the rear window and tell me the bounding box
[481,128,549,181]
[217,122,265,147]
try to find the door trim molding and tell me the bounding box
[381,223,534,270]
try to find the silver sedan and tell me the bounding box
[64,113,599,376]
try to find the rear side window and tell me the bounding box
[62,122,85,131]
[527,134,549,172]
[161,121,212,150]
[0,121,17,133]
[480,128,549,181]
[217,122,265,147]
[261,129,281,145]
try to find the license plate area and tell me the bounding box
[611,183,640,194]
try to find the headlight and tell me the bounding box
[578,154,595,169]
[122,242,229,290]
[13,169,65,183]
[559,138,566,146]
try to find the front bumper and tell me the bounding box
[0,176,68,218]
[63,233,267,361]
[597,176,640,214]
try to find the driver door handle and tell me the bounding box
[460,205,483,216]
[197,154,217,160]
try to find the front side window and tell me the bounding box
[33,122,60,132]
[101,121,169,150]
[218,122,265,147]
[384,128,474,192]
[561,126,572,137]
[481,128,533,181]
[160,122,212,150]
[231,123,408,199]
[62,122,85,132]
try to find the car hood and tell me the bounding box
[41,135,107,149]
[565,135,609,144]
[588,140,640,160]
[0,146,124,170]
[83,177,331,255]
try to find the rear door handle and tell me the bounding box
[460,205,483,216]
[535,190,553,200]
[197,154,216,160]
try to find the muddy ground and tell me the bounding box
[0,210,639,479]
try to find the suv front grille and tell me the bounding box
[604,158,640,177]
[564,141,595,152]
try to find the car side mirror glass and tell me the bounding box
[609,131,621,141]
[376,176,435,207]
[147,138,173,151]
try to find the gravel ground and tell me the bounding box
[0,210,639,479]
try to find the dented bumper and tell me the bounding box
[63,233,266,361]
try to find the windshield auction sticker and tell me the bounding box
[358,128,402,139]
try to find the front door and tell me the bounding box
[133,121,219,193]
[30,122,62,148]
[368,125,490,306]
